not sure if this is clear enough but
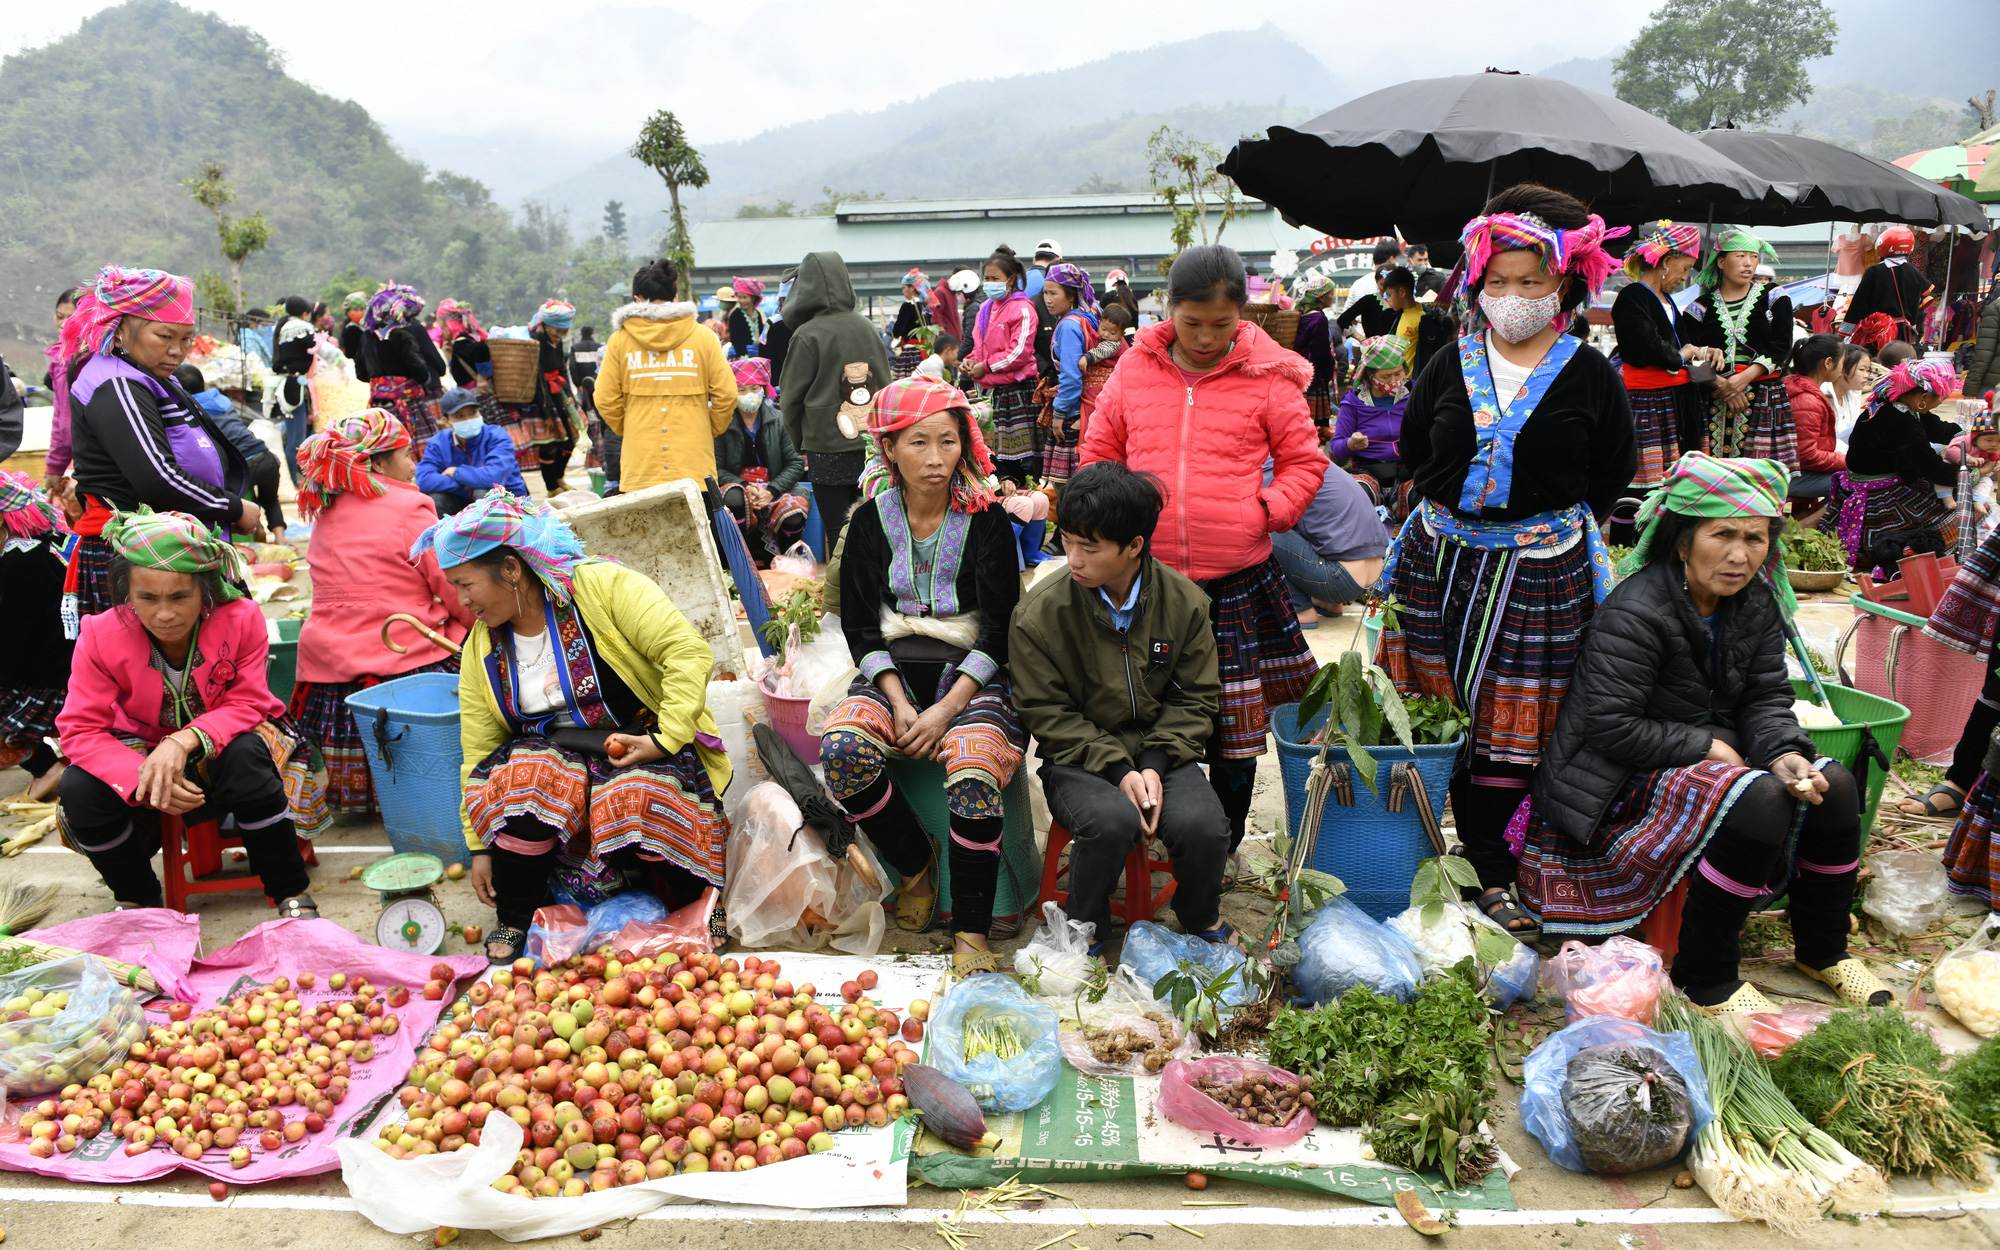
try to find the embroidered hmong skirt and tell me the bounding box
[1926,525,2000,656]
[1306,382,1335,434]
[1704,375,1799,470]
[1517,757,1830,936]
[821,676,1026,819]
[1377,516,1596,767]
[1628,384,1700,492]
[287,658,459,816]
[0,686,63,769]
[1203,558,1320,761]
[988,381,1041,482]
[1946,765,2000,905]
[1822,471,1951,576]
[1349,459,1413,525]
[893,343,925,379]
[68,535,116,622]
[465,735,728,888]
[371,378,447,445]
[485,395,575,471]
[1041,422,1080,487]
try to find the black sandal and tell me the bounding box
[275,894,319,919]
[1477,887,1541,941]
[485,925,528,966]
[1896,782,1965,820]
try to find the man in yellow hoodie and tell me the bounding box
[594,258,738,492]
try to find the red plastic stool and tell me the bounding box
[1035,820,1176,928]
[160,813,318,913]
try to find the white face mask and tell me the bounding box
[451,416,484,440]
[1479,290,1565,344]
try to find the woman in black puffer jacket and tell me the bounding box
[1516,452,1887,1018]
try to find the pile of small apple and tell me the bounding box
[383,948,933,1196]
[13,971,407,1165]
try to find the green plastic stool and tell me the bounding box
[266,616,304,705]
[885,760,1043,935]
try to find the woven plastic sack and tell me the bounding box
[1156,1055,1315,1147]
[1541,936,1670,1025]
[1863,850,1948,938]
[1013,901,1101,1001]
[1386,901,1541,1007]
[1120,920,1255,1006]
[930,975,1062,1113]
[0,955,144,1095]
[1520,1015,1714,1175]
[1292,896,1424,1005]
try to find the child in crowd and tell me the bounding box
[1076,304,1133,441]
[1008,461,1233,955]
[914,333,962,385]
[1328,335,1411,518]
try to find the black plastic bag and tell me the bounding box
[1560,1042,1694,1175]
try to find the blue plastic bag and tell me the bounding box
[1120,921,1255,1007]
[1293,895,1424,1004]
[929,975,1063,1113]
[525,892,668,967]
[1520,1015,1714,1174]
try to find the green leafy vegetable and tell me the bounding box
[1948,1035,2000,1143]
[1782,520,1847,573]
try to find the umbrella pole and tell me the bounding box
[1824,219,1837,316]
[1485,160,1495,202]
[1939,227,1956,348]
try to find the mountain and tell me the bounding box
[526,25,1344,230]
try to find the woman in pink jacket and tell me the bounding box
[57,509,328,914]
[960,245,1043,487]
[289,409,473,814]
[1079,245,1328,878]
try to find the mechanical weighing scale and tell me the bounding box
[362,852,450,956]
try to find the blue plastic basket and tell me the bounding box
[345,672,467,862]
[1272,703,1463,921]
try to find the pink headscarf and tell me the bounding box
[1456,210,1628,333]
[61,266,196,359]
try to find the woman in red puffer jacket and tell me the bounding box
[1783,334,1849,511]
[1079,245,1328,878]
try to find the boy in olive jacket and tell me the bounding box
[1009,462,1231,951]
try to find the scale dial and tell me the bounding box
[375,895,449,955]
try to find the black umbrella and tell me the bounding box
[1695,128,1988,229]
[750,722,883,892]
[1220,71,1773,246]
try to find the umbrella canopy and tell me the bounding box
[1220,71,1773,245]
[1895,143,1989,183]
[1696,129,1988,229]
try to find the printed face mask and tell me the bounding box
[981,282,1008,301]
[1479,290,1564,344]
[452,417,484,440]
[737,391,762,414]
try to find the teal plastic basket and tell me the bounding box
[345,672,467,861]
[1272,703,1464,920]
[265,617,303,705]
[885,761,1043,936]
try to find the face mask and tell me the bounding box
[452,417,484,440]
[737,392,762,414]
[982,282,1008,301]
[1479,290,1565,344]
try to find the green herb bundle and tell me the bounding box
[1769,1007,1991,1183]
[1782,520,1847,574]
[0,946,46,976]
[1949,1035,2000,1142]
[1265,972,1495,1186]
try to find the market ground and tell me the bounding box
[0,451,1995,1246]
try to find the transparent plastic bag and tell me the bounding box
[1560,1041,1696,1175]
[611,887,721,959]
[786,618,857,705]
[930,975,1063,1113]
[1541,936,1670,1025]
[707,676,772,821]
[1385,901,1541,1008]
[722,783,888,954]
[1519,1015,1714,1175]
[524,904,589,967]
[1013,901,1101,1001]
[1059,1010,1195,1077]
[769,543,819,578]
[0,955,144,1095]
[1743,1006,1835,1059]
[1935,915,2000,1038]
[575,892,667,953]
[1292,896,1424,1005]
[1120,920,1255,1007]
[1156,1055,1315,1147]
[1863,850,1948,938]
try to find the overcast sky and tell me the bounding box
[0,1,1662,145]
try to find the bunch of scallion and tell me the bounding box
[1656,997,1885,1236]
[963,1017,1026,1062]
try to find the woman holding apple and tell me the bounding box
[419,493,732,964]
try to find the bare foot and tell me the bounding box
[27,761,62,804]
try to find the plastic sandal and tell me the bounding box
[952,945,1001,977]
[1476,887,1541,940]
[1197,922,1249,956]
[1895,782,1965,820]
[274,894,319,920]
[893,843,939,933]
[1795,957,1893,1007]
[484,925,528,966]
[1696,982,1778,1018]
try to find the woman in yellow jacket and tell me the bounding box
[594,258,738,492]
[414,492,731,963]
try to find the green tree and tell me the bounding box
[808,187,885,216]
[735,200,798,219]
[1613,0,1837,131]
[630,111,709,299]
[1146,126,1238,277]
[317,268,379,314]
[602,200,627,243]
[181,160,273,314]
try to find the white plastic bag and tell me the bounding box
[707,676,772,821]
[1862,850,1948,938]
[1936,915,2000,1038]
[788,614,856,704]
[723,783,888,954]
[1385,902,1541,1008]
[1013,901,1101,1001]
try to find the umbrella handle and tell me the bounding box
[382,614,463,657]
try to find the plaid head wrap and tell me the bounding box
[1694,228,1780,289]
[1358,334,1408,372]
[0,470,62,540]
[1457,210,1627,332]
[1291,273,1337,312]
[901,268,930,300]
[61,266,196,359]
[103,507,251,602]
[1620,451,1795,617]
[295,408,413,521]
[1872,358,1959,406]
[1045,263,1097,312]
[364,284,425,338]
[731,358,772,391]
[1625,220,1703,274]
[867,377,997,513]
[433,298,486,343]
[410,491,590,605]
[342,291,368,312]
[529,300,576,332]
[732,278,765,301]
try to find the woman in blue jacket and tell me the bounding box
[416,388,530,515]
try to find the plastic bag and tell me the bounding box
[1743,1006,1835,1059]
[930,975,1063,1113]
[769,543,818,578]
[1385,902,1541,1008]
[575,892,667,953]
[1291,896,1424,1005]
[799,614,858,736]
[707,677,772,821]
[1120,920,1255,1007]
[1520,1015,1714,1175]
[1541,936,1670,1025]
[1059,1010,1196,1077]
[1156,1055,1315,1148]
[1935,915,2000,1038]
[1863,850,1948,938]
[786,618,857,705]
[0,1084,22,1144]
[525,904,589,967]
[723,783,888,954]
[0,955,144,1095]
[612,886,721,959]
[1013,901,1101,1001]
[1560,1041,1696,1175]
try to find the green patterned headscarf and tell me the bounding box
[1620,452,1794,617]
[104,507,251,602]
[1694,227,1779,290]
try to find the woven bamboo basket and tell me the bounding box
[1787,568,1846,593]
[1241,302,1302,351]
[487,338,541,404]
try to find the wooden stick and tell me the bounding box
[1165,1222,1207,1239]
[381,614,463,657]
